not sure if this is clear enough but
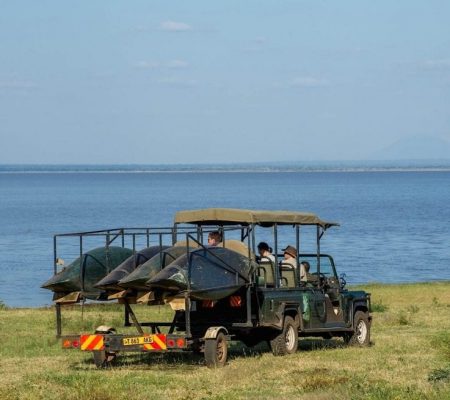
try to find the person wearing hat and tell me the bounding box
[282,245,298,268]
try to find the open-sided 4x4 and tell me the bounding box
[54,208,372,367]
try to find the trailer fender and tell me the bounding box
[95,325,116,334]
[204,326,228,340]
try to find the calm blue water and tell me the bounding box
[0,171,449,307]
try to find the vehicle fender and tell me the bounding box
[352,300,369,314]
[351,301,372,326]
[284,305,301,328]
[204,326,228,340]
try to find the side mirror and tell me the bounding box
[339,273,347,289]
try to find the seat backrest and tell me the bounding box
[280,263,297,288]
[304,272,319,287]
[258,259,275,287]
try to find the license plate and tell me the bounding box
[122,336,154,346]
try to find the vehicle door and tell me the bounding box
[299,256,327,328]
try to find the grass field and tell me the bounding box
[1,282,450,400]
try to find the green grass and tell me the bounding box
[1,282,450,399]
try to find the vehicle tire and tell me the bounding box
[92,350,116,368]
[344,311,370,346]
[204,332,228,368]
[269,316,298,356]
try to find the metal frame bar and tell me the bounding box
[51,221,329,338]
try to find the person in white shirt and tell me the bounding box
[257,241,275,263]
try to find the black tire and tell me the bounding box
[92,350,116,368]
[204,332,228,368]
[344,311,370,346]
[269,316,298,356]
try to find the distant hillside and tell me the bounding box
[371,135,450,160]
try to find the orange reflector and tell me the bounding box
[176,338,185,348]
[230,296,242,307]
[63,340,72,348]
[80,335,105,351]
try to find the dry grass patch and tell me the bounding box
[1,282,450,399]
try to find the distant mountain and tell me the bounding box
[371,135,450,160]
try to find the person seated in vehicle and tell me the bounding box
[300,260,319,285]
[281,245,297,268]
[207,231,222,246]
[300,261,310,282]
[257,241,275,263]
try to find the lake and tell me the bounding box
[0,170,449,307]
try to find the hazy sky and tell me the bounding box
[1,1,449,163]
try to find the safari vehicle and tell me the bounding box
[50,208,371,368]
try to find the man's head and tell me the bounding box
[283,245,297,260]
[207,231,222,246]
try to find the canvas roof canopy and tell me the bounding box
[174,208,338,229]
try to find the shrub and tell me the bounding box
[371,300,388,313]
[407,305,419,314]
[398,311,410,325]
[428,366,450,382]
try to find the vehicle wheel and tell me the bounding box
[92,350,116,368]
[269,316,298,356]
[344,311,370,346]
[204,332,228,368]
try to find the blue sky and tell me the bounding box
[1,1,449,163]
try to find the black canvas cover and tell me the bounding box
[118,246,193,290]
[147,247,255,300]
[94,245,169,291]
[41,246,133,299]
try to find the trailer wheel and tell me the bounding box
[204,332,228,368]
[92,350,116,368]
[269,316,298,356]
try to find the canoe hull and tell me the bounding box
[41,246,133,300]
[147,247,254,300]
[94,246,169,291]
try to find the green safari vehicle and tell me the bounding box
[53,208,372,367]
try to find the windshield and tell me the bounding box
[299,254,337,279]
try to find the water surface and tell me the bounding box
[0,171,449,307]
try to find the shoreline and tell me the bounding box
[1,168,450,174]
[3,281,449,310]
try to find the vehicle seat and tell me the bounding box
[305,272,319,287]
[257,258,275,287]
[280,263,297,288]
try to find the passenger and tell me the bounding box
[257,242,275,263]
[207,231,222,246]
[300,261,310,282]
[282,245,298,268]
